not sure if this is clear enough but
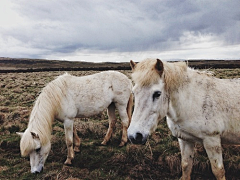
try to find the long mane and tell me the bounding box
[20,73,69,156]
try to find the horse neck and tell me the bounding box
[166,67,192,116]
[167,68,210,118]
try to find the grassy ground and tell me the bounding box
[1,69,240,179]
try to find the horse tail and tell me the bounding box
[126,93,133,127]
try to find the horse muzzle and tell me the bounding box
[31,166,43,174]
[128,132,148,145]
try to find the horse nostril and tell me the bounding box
[128,132,147,144]
[136,133,143,142]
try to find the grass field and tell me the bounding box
[1,68,240,179]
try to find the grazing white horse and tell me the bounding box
[17,71,133,173]
[127,58,240,180]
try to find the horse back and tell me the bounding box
[58,71,132,118]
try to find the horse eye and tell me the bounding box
[153,91,161,101]
[36,147,41,153]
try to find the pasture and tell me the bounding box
[1,68,240,179]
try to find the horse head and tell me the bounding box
[17,130,51,173]
[128,59,169,144]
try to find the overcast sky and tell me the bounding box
[0,0,240,62]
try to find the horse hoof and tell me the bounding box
[119,141,126,147]
[74,147,80,152]
[101,141,107,146]
[64,159,72,165]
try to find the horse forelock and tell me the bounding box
[132,58,162,86]
[132,59,188,90]
[20,129,36,157]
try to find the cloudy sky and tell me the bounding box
[0,0,240,62]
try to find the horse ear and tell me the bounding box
[130,60,136,70]
[31,132,39,139]
[155,59,164,75]
[16,132,24,138]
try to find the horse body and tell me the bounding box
[57,71,131,119]
[128,58,240,180]
[167,70,240,146]
[17,71,133,173]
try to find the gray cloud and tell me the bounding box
[0,0,239,60]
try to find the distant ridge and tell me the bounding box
[0,57,130,73]
[0,57,240,73]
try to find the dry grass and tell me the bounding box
[1,69,240,179]
[211,68,240,79]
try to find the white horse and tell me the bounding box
[127,58,240,180]
[17,71,133,173]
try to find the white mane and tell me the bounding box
[20,73,69,156]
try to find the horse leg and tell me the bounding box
[203,136,226,180]
[73,125,81,152]
[64,119,74,165]
[178,138,194,180]
[101,102,116,145]
[116,103,129,146]
[127,93,133,125]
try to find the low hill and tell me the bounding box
[0,57,240,73]
[0,57,130,73]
